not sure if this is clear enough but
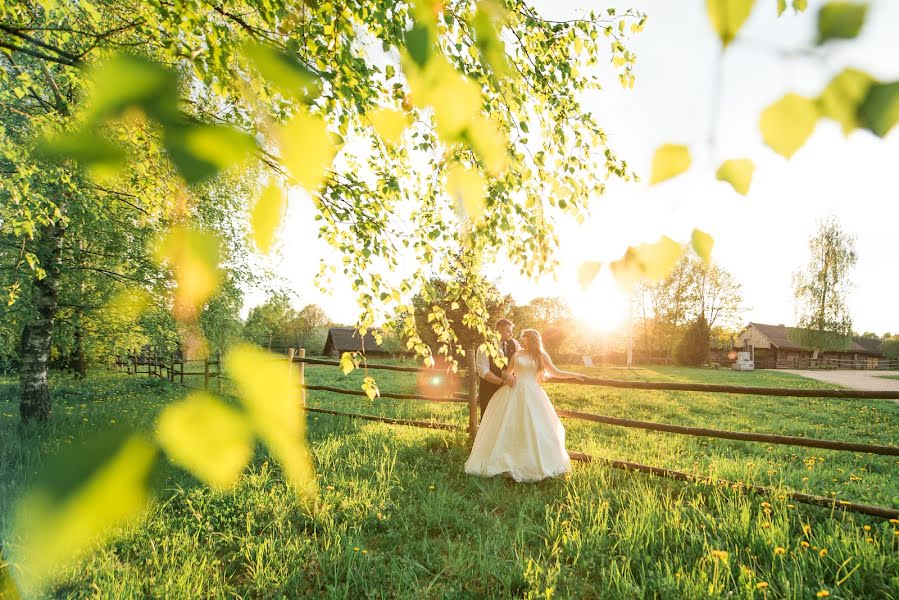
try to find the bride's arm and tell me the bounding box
[541,350,585,381]
[503,351,518,386]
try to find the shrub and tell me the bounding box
[675,316,710,367]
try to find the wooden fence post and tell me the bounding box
[467,344,478,440]
[287,347,295,392]
[169,353,175,383]
[204,356,210,390]
[216,351,222,393]
[298,348,306,408]
[179,356,183,384]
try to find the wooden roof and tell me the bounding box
[747,323,882,356]
[323,327,386,354]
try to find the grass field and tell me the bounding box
[2,362,898,598]
[877,375,899,381]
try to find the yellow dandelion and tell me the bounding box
[761,502,772,508]
[787,504,795,509]
[866,537,874,543]
[816,591,830,598]
[711,550,728,561]
[819,548,828,557]
[800,541,810,548]
[362,549,368,555]
[889,519,899,525]
[863,525,871,531]
[428,485,435,490]
[803,524,811,534]
[353,546,360,552]
[756,582,769,589]
[762,523,771,529]
[326,485,334,491]
[774,547,786,556]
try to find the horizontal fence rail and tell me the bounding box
[544,376,899,400]
[293,356,899,400]
[567,452,899,520]
[294,356,459,374]
[304,407,460,432]
[555,409,899,456]
[302,384,468,404]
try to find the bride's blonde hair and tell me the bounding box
[520,329,546,381]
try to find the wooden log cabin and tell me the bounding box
[735,322,885,369]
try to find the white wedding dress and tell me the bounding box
[464,353,571,482]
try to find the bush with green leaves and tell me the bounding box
[675,316,711,367]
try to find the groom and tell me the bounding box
[474,318,521,420]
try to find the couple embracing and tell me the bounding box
[464,319,584,483]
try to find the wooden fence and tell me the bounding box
[113,348,899,520]
[113,350,223,393]
[770,357,899,370]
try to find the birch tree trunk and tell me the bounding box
[19,220,65,422]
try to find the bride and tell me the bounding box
[464,328,584,482]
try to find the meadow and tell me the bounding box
[1,362,898,599]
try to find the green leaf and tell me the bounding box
[472,2,510,78]
[369,107,409,145]
[577,261,602,290]
[274,109,337,191]
[242,42,320,101]
[35,129,126,176]
[8,431,156,593]
[84,54,178,125]
[156,392,253,489]
[858,81,899,137]
[649,144,691,185]
[225,345,315,499]
[153,226,222,320]
[816,68,875,135]
[340,352,356,375]
[777,0,787,16]
[817,2,868,45]
[362,375,380,400]
[705,0,756,47]
[407,55,483,141]
[759,93,818,158]
[610,236,684,291]
[165,124,257,185]
[446,163,487,222]
[715,158,755,195]
[405,20,432,68]
[251,183,286,254]
[464,113,508,176]
[691,229,715,264]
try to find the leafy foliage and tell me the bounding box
[675,315,711,367]
[792,217,857,353]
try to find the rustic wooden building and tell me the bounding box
[735,323,884,369]
[322,327,388,357]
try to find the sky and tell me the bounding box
[246,0,899,336]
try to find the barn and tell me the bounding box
[322,327,388,358]
[735,322,885,369]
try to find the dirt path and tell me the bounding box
[780,370,899,404]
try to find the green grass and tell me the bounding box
[877,374,899,381]
[2,364,898,599]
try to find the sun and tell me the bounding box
[565,269,630,333]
